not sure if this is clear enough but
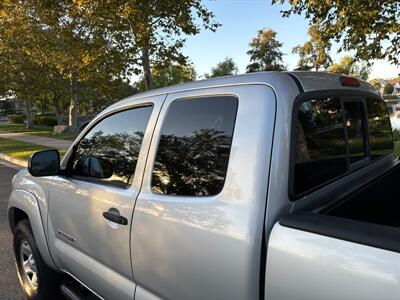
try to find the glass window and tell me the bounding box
[152,96,238,196]
[343,101,367,163]
[294,97,347,195]
[71,106,153,187]
[366,98,394,159]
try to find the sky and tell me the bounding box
[182,0,400,80]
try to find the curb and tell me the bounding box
[0,153,28,168]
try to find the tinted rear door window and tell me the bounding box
[152,96,238,196]
[295,97,347,195]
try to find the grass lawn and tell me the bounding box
[28,131,77,141]
[0,124,52,133]
[395,141,400,158]
[0,137,66,161]
[0,124,77,141]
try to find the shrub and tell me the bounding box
[38,112,57,117]
[9,114,25,124]
[33,115,58,127]
[383,83,394,95]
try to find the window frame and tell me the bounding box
[150,95,239,197]
[342,97,371,170]
[64,103,154,189]
[289,90,393,200]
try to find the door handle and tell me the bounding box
[103,209,128,225]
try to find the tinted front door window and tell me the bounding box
[71,106,153,187]
[152,96,238,196]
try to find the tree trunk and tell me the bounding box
[69,72,79,131]
[52,95,64,125]
[24,99,33,129]
[142,46,153,90]
[40,99,45,113]
[55,110,63,125]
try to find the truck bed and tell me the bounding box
[280,162,400,254]
[325,162,400,228]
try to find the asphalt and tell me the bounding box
[0,160,25,299]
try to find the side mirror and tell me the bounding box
[74,156,113,179]
[28,149,60,177]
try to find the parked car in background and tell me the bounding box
[8,72,400,300]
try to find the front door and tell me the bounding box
[47,96,164,300]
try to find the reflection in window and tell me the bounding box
[344,101,367,163]
[152,97,238,196]
[366,98,394,159]
[295,97,347,195]
[72,106,153,187]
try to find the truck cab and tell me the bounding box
[8,71,400,300]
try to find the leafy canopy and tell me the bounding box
[87,1,220,89]
[292,24,332,71]
[205,58,239,78]
[273,0,400,65]
[328,56,371,80]
[136,64,196,91]
[246,29,285,72]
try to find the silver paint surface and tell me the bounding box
[132,84,277,300]
[266,224,400,300]
[7,72,381,300]
[45,95,165,300]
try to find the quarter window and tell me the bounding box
[343,100,368,163]
[71,106,153,187]
[294,96,394,197]
[295,97,347,195]
[152,96,238,196]
[366,98,394,159]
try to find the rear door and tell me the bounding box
[132,84,277,300]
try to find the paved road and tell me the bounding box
[0,160,25,300]
[0,132,72,150]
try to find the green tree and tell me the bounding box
[136,64,196,91]
[90,1,219,91]
[383,83,395,95]
[246,29,285,72]
[0,49,46,128]
[79,77,135,113]
[369,79,383,93]
[0,1,124,131]
[328,56,371,80]
[292,24,332,71]
[37,2,121,131]
[273,0,400,65]
[205,58,239,78]
[0,1,49,128]
[33,69,70,125]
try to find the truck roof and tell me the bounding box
[106,71,378,113]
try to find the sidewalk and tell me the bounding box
[0,132,72,150]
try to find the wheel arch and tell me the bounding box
[8,189,58,271]
[8,207,29,233]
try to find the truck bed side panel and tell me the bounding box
[265,223,400,300]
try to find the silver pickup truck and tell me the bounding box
[8,72,400,300]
